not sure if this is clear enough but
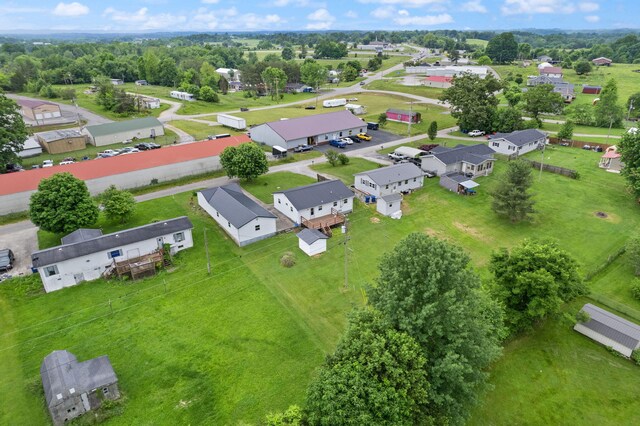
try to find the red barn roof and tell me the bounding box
[0,135,250,196]
[425,76,453,83]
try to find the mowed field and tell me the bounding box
[3,143,640,424]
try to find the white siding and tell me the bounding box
[250,124,287,148]
[421,156,448,176]
[355,173,423,197]
[39,229,193,293]
[574,324,634,358]
[376,198,401,216]
[89,125,165,146]
[251,124,365,149]
[273,193,353,224]
[299,239,327,256]
[490,138,542,156]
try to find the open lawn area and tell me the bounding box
[310,158,383,184]
[364,79,445,99]
[168,120,243,140]
[240,172,316,203]
[467,38,489,48]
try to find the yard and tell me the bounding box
[310,158,383,184]
[168,120,243,140]
[239,172,316,203]
[364,79,445,99]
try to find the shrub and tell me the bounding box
[325,149,339,166]
[575,310,591,323]
[280,252,296,268]
[60,88,76,100]
[338,153,349,165]
[632,350,640,365]
[631,279,640,300]
[150,178,159,185]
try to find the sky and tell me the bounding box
[0,1,638,33]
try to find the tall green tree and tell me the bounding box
[0,92,28,170]
[199,61,220,88]
[626,92,640,119]
[493,107,524,133]
[299,44,308,59]
[30,173,99,234]
[440,73,502,132]
[522,84,564,127]
[261,66,287,101]
[490,239,586,333]
[574,61,592,75]
[300,61,326,91]
[219,143,268,181]
[281,46,295,61]
[101,185,136,224]
[567,104,594,126]
[504,84,522,107]
[306,309,431,425]
[368,234,504,425]
[485,32,518,63]
[341,65,358,82]
[427,121,438,140]
[594,79,624,128]
[377,112,387,128]
[491,159,536,223]
[557,120,574,140]
[619,131,640,200]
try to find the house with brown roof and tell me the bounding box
[539,66,563,78]
[592,57,612,66]
[249,110,366,150]
[17,99,61,121]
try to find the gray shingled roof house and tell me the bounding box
[249,111,366,150]
[273,180,355,225]
[421,144,496,177]
[354,163,424,197]
[84,117,164,147]
[574,303,640,357]
[41,350,120,426]
[197,183,277,246]
[297,228,330,256]
[488,129,547,156]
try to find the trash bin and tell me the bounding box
[365,196,371,203]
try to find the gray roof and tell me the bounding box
[32,216,193,267]
[578,304,640,351]
[490,129,547,147]
[36,129,84,143]
[61,228,103,245]
[297,228,329,245]
[387,108,420,117]
[275,180,354,210]
[381,193,402,202]
[199,183,276,228]
[41,350,117,408]
[443,172,471,183]
[85,117,162,138]
[263,111,365,142]
[355,163,423,186]
[432,143,495,166]
[527,76,566,86]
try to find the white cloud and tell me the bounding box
[307,8,334,21]
[345,10,358,18]
[585,15,600,22]
[371,6,396,18]
[460,1,487,13]
[53,2,89,17]
[394,13,453,25]
[0,7,47,14]
[579,2,599,12]
[201,0,220,4]
[103,7,187,29]
[501,0,576,15]
[192,8,283,30]
[359,0,446,5]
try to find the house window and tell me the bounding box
[318,205,323,211]
[343,199,348,203]
[339,131,343,136]
[227,221,231,227]
[385,185,389,189]
[255,224,261,231]
[333,201,338,207]
[349,130,353,135]
[173,232,185,242]
[216,211,219,217]
[278,199,281,204]
[324,135,328,140]
[405,180,408,184]
[44,265,59,277]
[107,249,122,259]
[413,178,416,182]
[103,388,109,394]
[290,207,293,212]
[488,162,493,168]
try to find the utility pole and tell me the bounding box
[204,227,211,275]
[342,219,349,290]
[274,76,279,103]
[408,101,413,137]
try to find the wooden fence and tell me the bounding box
[548,136,613,151]
[520,158,579,179]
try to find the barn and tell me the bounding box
[582,85,602,95]
[386,108,421,124]
[574,303,640,357]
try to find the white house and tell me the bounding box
[215,68,241,82]
[31,217,194,293]
[354,163,424,197]
[297,228,329,256]
[273,180,354,225]
[488,129,547,156]
[421,144,496,177]
[574,303,640,357]
[137,96,160,109]
[377,193,402,217]
[197,183,277,247]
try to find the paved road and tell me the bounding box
[7,94,113,126]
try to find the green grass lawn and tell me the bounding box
[467,39,489,48]
[364,79,445,100]
[376,137,472,155]
[469,297,640,425]
[168,120,243,140]
[541,121,626,137]
[310,158,383,184]
[239,172,316,203]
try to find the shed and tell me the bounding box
[582,85,602,94]
[377,193,402,217]
[439,172,479,195]
[574,303,640,357]
[592,57,612,66]
[345,103,367,115]
[18,137,43,158]
[297,228,329,256]
[36,129,87,154]
[84,117,164,147]
[386,108,421,124]
[110,78,124,85]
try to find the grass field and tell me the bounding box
[310,158,383,184]
[168,120,243,140]
[239,172,316,203]
[364,79,445,100]
[467,39,489,48]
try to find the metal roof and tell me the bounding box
[381,193,402,202]
[432,143,495,166]
[85,117,162,138]
[490,129,547,147]
[297,228,329,245]
[578,304,640,351]
[61,228,103,245]
[32,216,193,267]
[354,163,423,186]
[18,99,58,109]
[262,111,365,142]
[41,350,117,408]
[387,108,420,117]
[36,129,84,143]
[199,183,275,228]
[394,146,427,158]
[274,180,354,211]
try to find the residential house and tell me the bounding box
[488,129,547,156]
[583,85,602,94]
[297,228,329,256]
[354,163,424,197]
[197,183,277,247]
[574,303,640,357]
[386,108,421,124]
[31,216,193,293]
[539,66,563,78]
[135,96,161,109]
[250,111,366,150]
[439,172,480,195]
[376,193,402,217]
[273,180,354,229]
[420,143,496,177]
[41,350,120,426]
[526,77,577,103]
[84,117,164,146]
[35,129,87,154]
[215,67,241,82]
[592,57,612,66]
[284,83,311,93]
[17,99,62,121]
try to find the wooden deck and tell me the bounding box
[104,250,165,280]
[301,209,345,236]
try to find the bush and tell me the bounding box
[575,310,591,324]
[338,153,349,165]
[632,350,640,365]
[60,88,76,100]
[631,279,640,300]
[325,149,339,166]
[280,252,296,268]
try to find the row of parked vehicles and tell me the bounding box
[329,133,372,149]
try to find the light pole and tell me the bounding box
[407,101,413,137]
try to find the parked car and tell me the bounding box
[388,152,406,161]
[304,105,316,110]
[122,139,133,144]
[4,164,23,173]
[240,107,249,112]
[294,145,313,153]
[42,160,54,168]
[59,160,75,166]
[329,139,347,149]
[468,130,485,137]
[357,133,372,141]
[367,122,379,130]
[359,81,366,86]
[99,149,119,156]
[349,135,361,143]
[136,142,161,150]
[120,148,140,155]
[341,137,353,145]
[582,144,592,150]
[0,249,15,272]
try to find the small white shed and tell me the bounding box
[377,193,402,217]
[297,228,329,256]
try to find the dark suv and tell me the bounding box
[0,249,15,272]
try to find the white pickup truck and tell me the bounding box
[388,152,406,161]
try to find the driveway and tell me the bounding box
[0,221,38,279]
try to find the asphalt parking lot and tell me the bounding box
[0,222,38,280]
[313,129,402,154]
